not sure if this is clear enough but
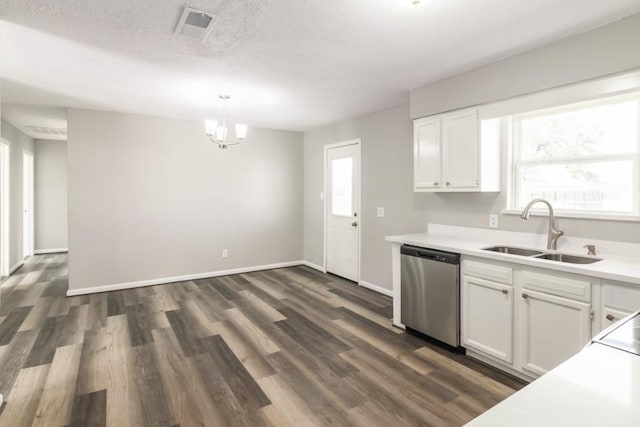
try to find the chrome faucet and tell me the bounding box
[520,199,564,250]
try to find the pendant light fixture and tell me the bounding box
[204,95,248,149]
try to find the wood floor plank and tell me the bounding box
[0,306,32,345]
[105,314,145,427]
[32,343,83,427]
[0,364,50,427]
[68,389,107,427]
[0,255,522,426]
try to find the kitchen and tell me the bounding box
[1,1,640,426]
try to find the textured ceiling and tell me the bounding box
[1,0,640,131]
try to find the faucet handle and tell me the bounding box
[584,244,596,256]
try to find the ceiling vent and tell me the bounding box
[175,7,218,41]
[25,125,67,136]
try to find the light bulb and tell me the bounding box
[215,126,227,141]
[204,119,217,136]
[236,124,248,140]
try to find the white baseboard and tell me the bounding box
[302,260,326,273]
[9,261,24,275]
[359,280,393,297]
[35,248,68,255]
[66,260,305,296]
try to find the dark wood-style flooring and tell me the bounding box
[0,254,524,426]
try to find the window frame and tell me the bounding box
[506,92,640,220]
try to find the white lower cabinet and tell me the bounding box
[518,289,591,376]
[462,276,513,363]
[602,306,632,329]
[600,281,640,332]
[462,257,598,380]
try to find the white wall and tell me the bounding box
[67,109,303,291]
[1,119,34,271]
[304,14,640,292]
[34,139,68,252]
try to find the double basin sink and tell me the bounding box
[483,246,602,264]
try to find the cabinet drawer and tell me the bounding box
[463,260,512,284]
[603,282,640,313]
[521,271,591,302]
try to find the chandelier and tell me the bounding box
[204,95,248,149]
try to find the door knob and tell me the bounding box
[606,314,615,321]
[502,289,508,295]
[522,293,529,299]
[351,221,358,227]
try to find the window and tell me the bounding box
[509,92,640,217]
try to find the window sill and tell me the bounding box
[501,208,640,222]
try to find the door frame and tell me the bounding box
[22,150,34,260]
[0,139,9,277]
[323,138,361,283]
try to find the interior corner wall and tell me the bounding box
[304,14,640,293]
[66,109,304,292]
[1,119,34,271]
[34,139,68,252]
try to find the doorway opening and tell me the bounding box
[23,150,34,260]
[324,139,361,283]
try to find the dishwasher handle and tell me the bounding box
[400,245,460,265]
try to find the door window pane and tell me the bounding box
[331,157,352,216]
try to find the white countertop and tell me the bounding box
[386,225,640,285]
[466,343,640,426]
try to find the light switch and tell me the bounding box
[377,207,385,217]
[222,249,229,258]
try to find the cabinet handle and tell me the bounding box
[501,289,508,295]
[433,181,438,186]
[522,293,529,299]
[445,182,451,186]
[606,314,615,321]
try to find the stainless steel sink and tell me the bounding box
[483,246,544,257]
[533,253,602,264]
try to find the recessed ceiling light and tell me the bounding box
[394,0,422,8]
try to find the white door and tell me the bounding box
[462,276,514,364]
[23,151,34,259]
[0,141,9,276]
[326,142,360,282]
[519,289,591,376]
[442,108,479,189]
[413,117,442,190]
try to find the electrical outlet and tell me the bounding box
[489,214,498,229]
[377,207,385,217]
[222,249,228,258]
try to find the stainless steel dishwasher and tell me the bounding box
[401,245,460,348]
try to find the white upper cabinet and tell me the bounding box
[413,107,500,192]
[413,116,442,189]
[442,109,479,189]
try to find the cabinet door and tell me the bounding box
[414,117,442,189]
[462,276,513,364]
[519,289,591,376]
[602,306,632,330]
[442,109,479,189]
